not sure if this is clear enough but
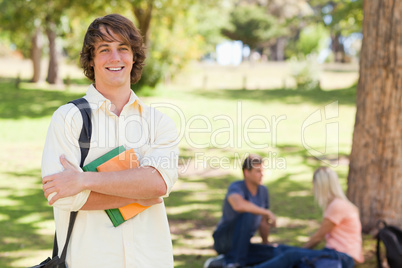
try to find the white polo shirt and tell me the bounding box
[42,84,178,267]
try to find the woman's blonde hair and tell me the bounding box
[313,167,352,209]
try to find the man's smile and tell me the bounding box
[106,67,124,72]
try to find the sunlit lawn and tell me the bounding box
[0,62,377,267]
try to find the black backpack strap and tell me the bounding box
[376,235,382,268]
[376,220,387,268]
[59,211,78,261]
[52,98,92,260]
[69,98,92,167]
[51,233,58,258]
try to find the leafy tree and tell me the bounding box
[62,3,126,67]
[0,0,106,84]
[0,0,69,84]
[124,0,224,88]
[309,0,363,62]
[0,0,43,82]
[286,23,329,58]
[222,5,280,50]
[2,0,223,88]
[41,0,108,84]
[263,0,313,61]
[224,0,313,61]
[44,2,64,85]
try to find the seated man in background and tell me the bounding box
[208,154,277,268]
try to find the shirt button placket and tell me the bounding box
[122,219,136,267]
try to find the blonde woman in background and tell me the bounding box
[253,167,364,268]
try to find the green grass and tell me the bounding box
[0,71,378,267]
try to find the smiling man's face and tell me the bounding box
[91,27,134,91]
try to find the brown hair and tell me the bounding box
[80,14,146,84]
[242,154,263,173]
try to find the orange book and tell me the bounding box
[96,148,150,221]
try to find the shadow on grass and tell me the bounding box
[193,86,356,106]
[0,76,156,120]
[0,169,53,268]
[0,78,85,119]
[175,254,205,268]
[63,77,91,85]
[165,174,237,225]
[169,143,325,225]
[167,144,362,267]
[168,170,322,267]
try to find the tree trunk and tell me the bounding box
[347,0,402,233]
[46,20,62,85]
[30,27,42,83]
[331,33,346,63]
[269,37,286,61]
[133,1,153,47]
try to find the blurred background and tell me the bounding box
[0,0,383,267]
[0,0,363,89]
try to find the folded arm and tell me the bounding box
[42,104,178,211]
[81,192,162,210]
[43,155,166,206]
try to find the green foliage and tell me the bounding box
[64,0,227,90]
[0,0,40,57]
[310,0,363,36]
[287,24,329,58]
[135,57,167,89]
[222,5,281,49]
[0,0,225,89]
[132,0,226,89]
[0,0,118,59]
[0,33,14,57]
[62,10,117,65]
[289,56,321,90]
[191,3,228,53]
[297,24,329,56]
[307,0,363,61]
[328,0,363,35]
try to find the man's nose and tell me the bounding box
[110,49,120,61]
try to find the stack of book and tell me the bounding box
[82,146,150,227]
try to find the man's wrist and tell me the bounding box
[80,171,90,191]
[265,210,271,218]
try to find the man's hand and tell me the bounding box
[303,218,335,249]
[266,210,277,227]
[42,155,84,205]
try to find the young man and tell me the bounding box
[41,14,178,267]
[211,154,277,268]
